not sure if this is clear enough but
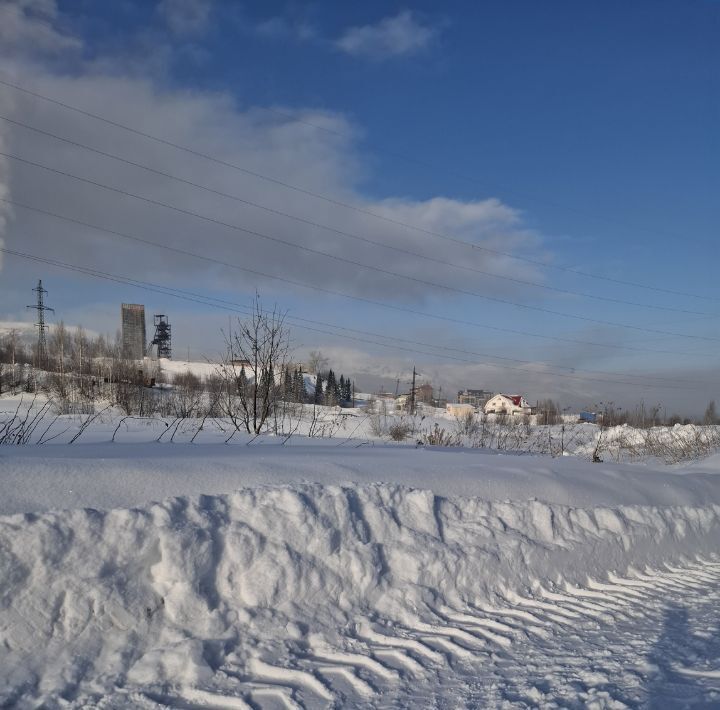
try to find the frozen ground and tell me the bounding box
[1,398,720,707]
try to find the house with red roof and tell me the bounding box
[484,393,532,416]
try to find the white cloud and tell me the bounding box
[335,11,438,60]
[158,0,212,37]
[0,0,81,55]
[0,63,544,304]
[4,0,668,407]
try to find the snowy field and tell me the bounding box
[1,396,720,708]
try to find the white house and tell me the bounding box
[484,394,532,416]
[395,394,410,410]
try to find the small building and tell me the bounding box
[446,402,475,418]
[484,394,532,416]
[416,382,434,405]
[457,389,493,408]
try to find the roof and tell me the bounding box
[492,394,528,407]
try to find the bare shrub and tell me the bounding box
[171,371,203,418]
[388,420,413,441]
[0,396,54,445]
[421,424,460,447]
[306,404,347,438]
[367,399,390,438]
[612,425,720,464]
[453,410,480,437]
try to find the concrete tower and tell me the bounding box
[121,304,146,360]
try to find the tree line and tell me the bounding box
[0,298,355,436]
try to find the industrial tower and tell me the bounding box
[150,314,172,359]
[121,304,147,360]
[26,280,54,369]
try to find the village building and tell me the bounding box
[416,382,434,405]
[484,394,532,416]
[457,389,493,408]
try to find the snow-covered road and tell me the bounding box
[81,558,720,709]
[459,559,720,709]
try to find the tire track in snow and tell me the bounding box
[38,557,720,708]
[305,558,720,707]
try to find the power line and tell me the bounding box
[0,113,708,318]
[152,290,713,387]
[256,103,712,253]
[1,246,711,392]
[5,151,720,344]
[4,197,716,358]
[1,75,717,304]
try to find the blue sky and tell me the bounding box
[74,0,719,262]
[0,0,718,411]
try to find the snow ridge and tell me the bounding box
[1,483,720,706]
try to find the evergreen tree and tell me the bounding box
[283,365,293,401]
[325,369,338,405]
[314,372,324,404]
[294,367,305,403]
[339,375,345,402]
[259,364,274,405]
[343,377,352,403]
[237,365,247,396]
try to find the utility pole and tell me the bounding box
[26,280,54,370]
[409,366,417,415]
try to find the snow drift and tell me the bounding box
[2,482,719,706]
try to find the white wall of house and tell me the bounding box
[484,394,531,416]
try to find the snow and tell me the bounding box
[156,357,219,381]
[2,440,720,517]
[1,396,720,706]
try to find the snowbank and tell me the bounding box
[3,395,720,705]
[1,481,719,706]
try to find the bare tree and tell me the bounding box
[171,371,204,418]
[216,295,291,435]
[704,400,718,425]
[306,350,329,375]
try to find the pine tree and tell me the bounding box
[339,375,346,403]
[283,365,293,402]
[343,377,352,403]
[259,364,273,406]
[314,372,324,404]
[325,369,338,405]
[294,367,305,403]
[237,365,247,396]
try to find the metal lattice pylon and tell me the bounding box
[26,279,54,369]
